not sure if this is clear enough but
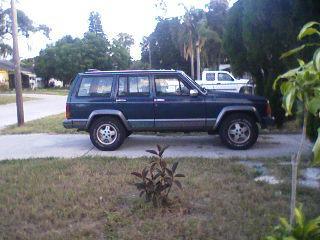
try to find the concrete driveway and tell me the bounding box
[0,133,311,160]
[0,94,66,129]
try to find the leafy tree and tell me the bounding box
[35,11,136,85]
[110,33,134,69]
[35,33,112,85]
[115,33,134,50]
[274,21,320,225]
[0,7,50,57]
[223,0,320,126]
[88,11,104,36]
[141,18,189,74]
[204,0,228,69]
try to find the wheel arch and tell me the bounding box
[86,110,131,131]
[213,106,261,130]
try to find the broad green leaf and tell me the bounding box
[273,67,300,89]
[298,27,320,40]
[279,217,291,232]
[281,45,306,59]
[280,67,300,79]
[294,207,305,227]
[280,43,320,59]
[305,216,320,235]
[306,97,320,116]
[297,59,305,67]
[313,48,320,71]
[282,85,296,116]
[298,21,320,40]
[313,128,320,165]
[273,76,282,90]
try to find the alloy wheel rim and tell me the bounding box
[96,124,118,145]
[227,121,251,144]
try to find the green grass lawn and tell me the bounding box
[0,156,318,239]
[0,113,79,135]
[0,95,36,105]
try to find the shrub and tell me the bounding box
[131,145,185,207]
[265,207,320,240]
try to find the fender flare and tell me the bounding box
[213,106,261,130]
[86,110,132,131]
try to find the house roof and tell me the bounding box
[0,59,34,74]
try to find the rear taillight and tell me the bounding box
[266,100,272,117]
[66,103,71,119]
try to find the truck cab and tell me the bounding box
[196,71,254,94]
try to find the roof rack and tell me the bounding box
[83,69,179,74]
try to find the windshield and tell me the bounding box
[181,72,207,95]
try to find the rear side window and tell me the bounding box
[77,76,113,97]
[118,75,150,96]
[206,73,215,81]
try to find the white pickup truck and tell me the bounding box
[195,71,254,94]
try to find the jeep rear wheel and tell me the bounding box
[218,113,258,150]
[89,117,126,151]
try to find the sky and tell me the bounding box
[13,0,237,61]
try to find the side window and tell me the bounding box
[155,75,190,96]
[206,73,215,81]
[218,73,234,81]
[118,75,150,96]
[77,76,113,97]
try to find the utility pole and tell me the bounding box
[11,0,24,126]
[148,41,152,69]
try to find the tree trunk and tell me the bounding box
[190,49,195,80]
[290,107,307,225]
[196,40,201,80]
[11,0,24,126]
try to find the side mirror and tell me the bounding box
[190,89,198,97]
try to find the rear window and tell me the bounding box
[77,76,114,97]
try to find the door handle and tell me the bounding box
[116,99,127,102]
[217,83,221,85]
[154,98,165,102]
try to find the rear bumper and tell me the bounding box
[63,119,87,130]
[261,116,275,128]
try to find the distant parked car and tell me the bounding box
[196,70,255,94]
[63,70,274,151]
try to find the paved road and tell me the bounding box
[0,94,66,129]
[0,133,312,160]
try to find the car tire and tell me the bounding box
[89,117,126,151]
[218,113,258,150]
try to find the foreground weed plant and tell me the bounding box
[131,145,185,207]
[265,206,320,240]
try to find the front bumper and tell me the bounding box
[261,116,275,128]
[63,119,87,130]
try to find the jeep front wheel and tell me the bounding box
[218,113,258,150]
[89,117,126,151]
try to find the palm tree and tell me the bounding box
[179,6,220,80]
[195,18,220,80]
[178,6,196,79]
